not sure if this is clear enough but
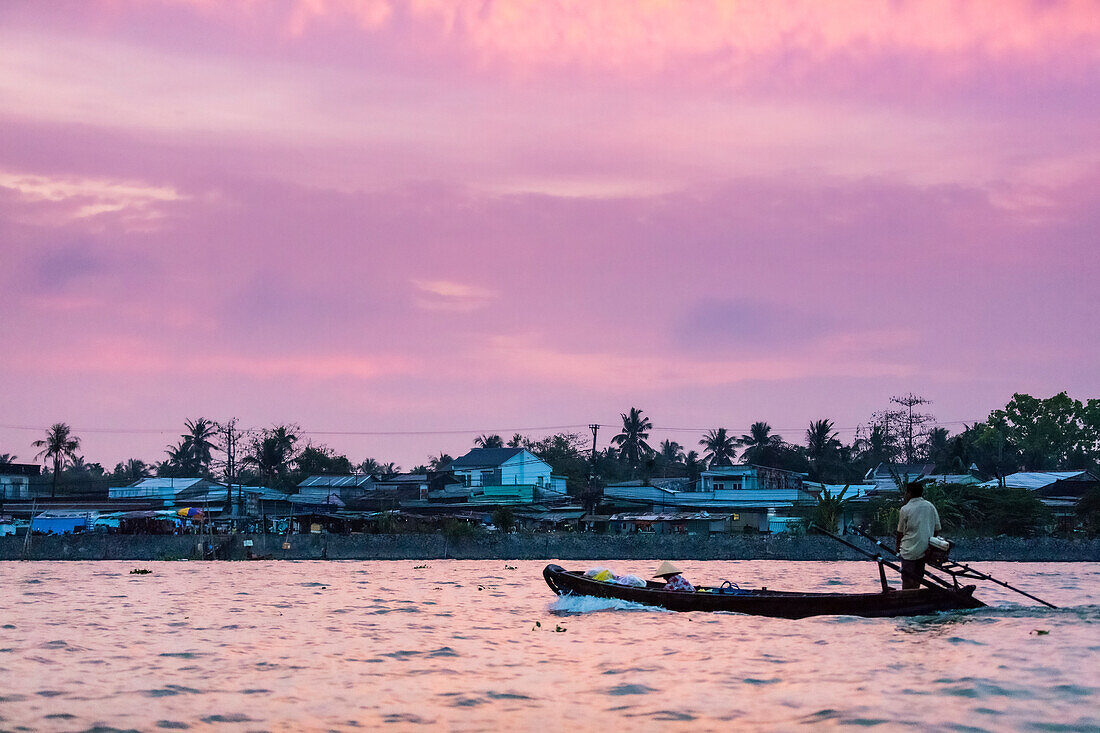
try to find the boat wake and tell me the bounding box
[548,595,671,615]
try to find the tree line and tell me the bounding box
[8,392,1098,500]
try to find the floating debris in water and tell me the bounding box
[504,565,517,570]
[130,569,152,575]
[414,564,430,569]
[1031,629,1050,635]
[554,625,567,633]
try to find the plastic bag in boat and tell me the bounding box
[614,574,646,587]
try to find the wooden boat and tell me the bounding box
[542,564,984,619]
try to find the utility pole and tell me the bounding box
[583,424,601,514]
[219,418,241,516]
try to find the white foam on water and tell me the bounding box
[547,594,670,614]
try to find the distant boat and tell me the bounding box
[542,564,984,619]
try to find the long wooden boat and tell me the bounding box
[543,564,984,619]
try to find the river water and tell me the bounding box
[1,560,1097,731]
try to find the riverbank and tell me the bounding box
[2,533,1098,561]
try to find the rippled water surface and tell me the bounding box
[1,560,1097,731]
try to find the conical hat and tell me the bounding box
[653,561,682,578]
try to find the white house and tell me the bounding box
[445,448,565,492]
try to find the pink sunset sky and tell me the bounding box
[1,0,1098,469]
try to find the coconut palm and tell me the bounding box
[358,458,382,475]
[924,427,951,470]
[739,421,785,466]
[683,450,704,483]
[507,434,527,448]
[659,440,684,463]
[33,423,81,497]
[428,453,454,471]
[611,407,654,474]
[114,458,150,482]
[179,418,218,476]
[805,419,841,478]
[244,425,300,487]
[700,428,738,467]
[377,462,399,477]
[0,453,17,463]
[474,434,504,449]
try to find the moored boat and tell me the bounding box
[542,564,985,619]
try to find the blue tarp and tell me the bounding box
[31,515,92,534]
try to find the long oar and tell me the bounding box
[848,526,1058,609]
[810,524,957,594]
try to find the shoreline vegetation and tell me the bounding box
[5,391,1099,538]
[3,534,1098,562]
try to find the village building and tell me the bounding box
[601,466,817,533]
[108,477,228,508]
[979,470,1099,532]
[0,462,41,500]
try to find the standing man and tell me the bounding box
[896,480,941,589]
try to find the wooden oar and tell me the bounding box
[810,524,959,594]
[848,526,1058,610]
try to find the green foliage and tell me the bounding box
[991,392,1092,470]
[861,483,1051,538]
[243,425,300,489]
[808,485,851,533]
[1076,488,1100,537]
[491,506,516,533]
[527,432,588,494]
[441,519,484,542]
[293,444,352,476]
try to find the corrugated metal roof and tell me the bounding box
[298,475,374,488]
[609,512,732,521]
[979,471,1094,490]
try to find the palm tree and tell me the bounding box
[805,419,841,479]
[699,428,738,467]
[0,453,17,463]
[33,423,81,498]
[113,458,149,482]
[359,458,382,475]
[810,485,852,533]
[474,434,504,449]
[611,407,654,475]
[683,450,704,483]
[179,418,217,476]
[924,427,950,470]
[659,440,684,463]
[377,462,399,477]
[428,453,454,471]
[244,425,300,487]
[739,421,785,466]
[507,434,527,448]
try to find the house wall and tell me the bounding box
[453,450,552,487]
[0,476,31,500]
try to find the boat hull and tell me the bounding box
[543,564,984,619]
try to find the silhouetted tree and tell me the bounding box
[611,408,654,475]
[33,423,81,497]
[474,434,504,449]
[700,428,738,467]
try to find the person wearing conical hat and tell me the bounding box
[654,561,695,592]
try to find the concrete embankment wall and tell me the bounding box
[2,534,1098,562]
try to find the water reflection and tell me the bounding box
[0,560,1095,731]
